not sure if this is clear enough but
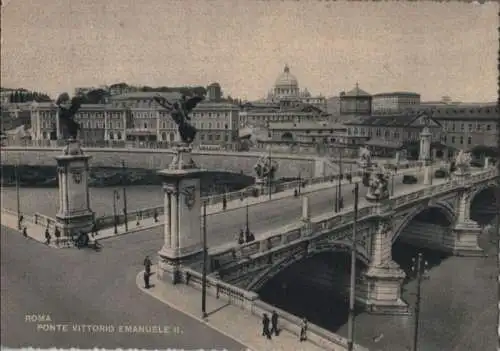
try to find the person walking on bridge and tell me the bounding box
[44,228,51,245]
[299,317,308,342]
[262,313,272,339]
[144,255,152,275]
[270,310,279,336]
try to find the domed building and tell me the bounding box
[339,83,372,115]
[266,65,327,111]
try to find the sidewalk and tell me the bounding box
[137,268,346,351]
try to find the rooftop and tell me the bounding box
[268,121,347,130]
[372,92,420,97]
[341,83,371,97]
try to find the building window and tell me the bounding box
[208,122,212,129]
[460,123,464,131]
[468,124,473,132]
[442,135,447,143]
[224,124,228,129]
[467,136,472,145]
[162,122,166,129]
[117,132,122,140]
[208,134,213,141]
[451,136,455,143]
[460,136,463,144]
[109,131,114,140]
[486,125,491,131]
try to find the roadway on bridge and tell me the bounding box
[0,226,246,350]
[129,170,430,250]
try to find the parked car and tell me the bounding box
[434,169,448,178]
[402,175,418,184]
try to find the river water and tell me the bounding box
[1,186,165,218]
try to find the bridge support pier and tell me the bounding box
[445,221,484,256]
[362,261,409,315]
[157,146,206,284]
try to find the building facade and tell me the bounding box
[371,92,421,115]
[418,103,498,150]
[191,101,240,147]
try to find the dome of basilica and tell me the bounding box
[274,65,299,88]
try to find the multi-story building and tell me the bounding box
[29,102,58,141]
[268,121,348,144]
[371,92,421,115]
[416,102,498,150]
[191,101,240,147]
[342,111,444,158]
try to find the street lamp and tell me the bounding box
[347,182,359,351]
[410,252,429,351]
[121,160,129,232]
[112,190,120,234]
[337,149,344,211]
[391,171,395,197]
[201,199,208,319]
[15,164,21,230]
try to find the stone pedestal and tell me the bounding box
[445,222,484,256]
[301,196,310,222]
[157,146,206,284]
[419,127,432,165]
[55,139,94,237]
[363,262,409,315]
[423,165,432,185]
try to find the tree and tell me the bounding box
[85,89,109,104]
[8,92,14,103]
[471,145,498,159]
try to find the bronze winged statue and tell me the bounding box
[154,94,204,145]
[55,92,82,140]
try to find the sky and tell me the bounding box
[1,0,498,102]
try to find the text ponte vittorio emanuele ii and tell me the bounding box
[26,314,182,334]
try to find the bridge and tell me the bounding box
[151,165,497,347]
[1,146,343,179]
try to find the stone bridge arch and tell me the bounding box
[469,182,499,226]
[391,202,456,244]
[247,242,370,292]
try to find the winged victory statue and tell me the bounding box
[55,92,82,140]
[154,94,204,145]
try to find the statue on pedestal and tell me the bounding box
[55,93,83,154]
[453,149,472,175]
[254,154,278,183]
[358,146,372,168]
[366,171,389,202]
[154,94,204,169]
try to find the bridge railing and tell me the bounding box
[181,267,367,351]
[209,167,498,271]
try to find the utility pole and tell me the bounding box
[15,164,21,229]
[113,190,119,234]
[347,182,359,351]
[201,200,208,319]
[121,160,128,231]
[267,147,272,200]
[245,200,250,234]
[337,149,343,211]
[411,252,428,351]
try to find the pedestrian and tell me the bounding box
[262,313,271,339]
[270,310,279,336]
[222,196,227,211]
[136,212,140,226]
[22,226,27,237]
[18,215,24,230]
[44,228,51,245]
[237,229,245,245]
[299,317,308,342]
[143,270,151,289]
[54,227,61,246]
[247,231,255,243]
[144,255,152,275]
[153,209,158,223]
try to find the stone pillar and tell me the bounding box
[55,139,94,237]
[157,146,205,284]
[484,157,490,169]
[301,196,310,222]
[163,188,171,249]
[423,165,432,185]
[444,190,483,256]
[362,218,409,314]
[419,127,432,165]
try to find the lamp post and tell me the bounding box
[201,199,208,319]
[112,189,119,234]
[121,160,129,232]
[411,252,428,351]
[346,182,359,351]
[391,171,395,197]
[337,149,343,211]
[267,147,272,200]
[298,170,302,195]
[15,164,21,229]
